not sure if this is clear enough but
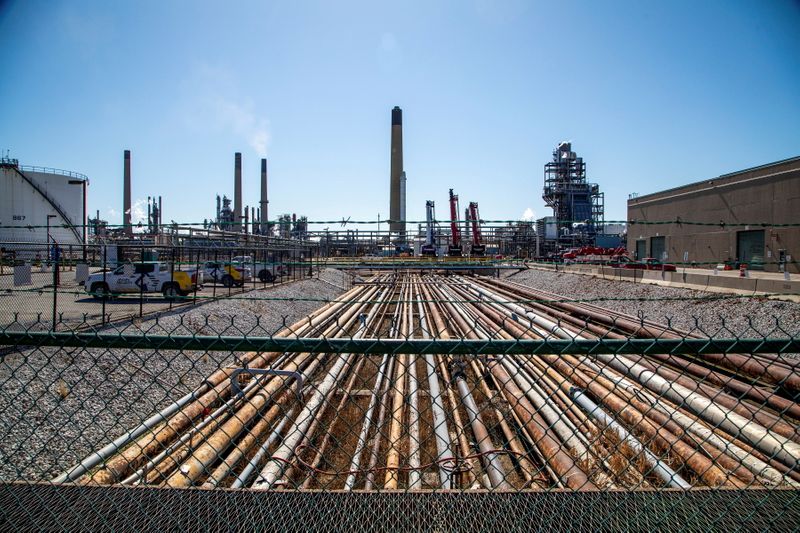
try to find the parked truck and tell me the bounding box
[85,261,199,300]
[232,255,287,283]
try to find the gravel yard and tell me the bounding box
[504,267,800,336]
[0,270,346,481]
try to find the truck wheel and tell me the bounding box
[259,270,275,283]
[222,275,234,288]
[91,282,110,300]
[162,283,179,300]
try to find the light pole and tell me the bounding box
[46,215,57,261]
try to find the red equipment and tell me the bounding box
[448,189,462,256]
[468,201,485,256]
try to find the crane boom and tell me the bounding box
[469,202,482,245]
[468,201,485,256]
[448,189,462,256]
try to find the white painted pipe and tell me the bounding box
[570,388,691,489]
[593,353,800,471]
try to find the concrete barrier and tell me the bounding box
[526,262,800,300]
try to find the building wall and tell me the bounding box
[627,157,800,273]
[0,166,87,246]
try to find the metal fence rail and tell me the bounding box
[0,271,798,530]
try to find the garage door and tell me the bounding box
[635,240,646,260]
[650,236,666,260]
[737,230,765,270]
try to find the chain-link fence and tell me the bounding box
[0,241,318,332]
[1,272,798,530]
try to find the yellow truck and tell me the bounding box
[85,261,199,299]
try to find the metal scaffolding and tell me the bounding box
[543,142,604,247]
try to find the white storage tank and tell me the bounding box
[0,158,88,246]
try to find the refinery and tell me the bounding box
[1,106,622,259]
[3,1,799,529]
[1,105,799,530]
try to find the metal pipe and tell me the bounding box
[301,354,369,489]
[53,384,207,483]
[592,352,800,471]
[454,374,509,490]
[232,408,295,489]
[384,290,410,489]
[417,279,453,488]
[570,388,690,489]
[253,286,383,488]
[407,281,422,489]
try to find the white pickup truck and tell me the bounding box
[232,255,287,283]
[85,262,199,300]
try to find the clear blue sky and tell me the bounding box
[1,0,798,228]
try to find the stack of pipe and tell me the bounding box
[59,273,800,491]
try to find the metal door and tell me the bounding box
[650,236,666,260]
[635,240,646,260]
[737,230,765,270]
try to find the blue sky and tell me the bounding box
[1,0,798,228]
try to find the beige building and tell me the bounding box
[627,156,800,273]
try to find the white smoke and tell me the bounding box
[521,207,536,221]
[249,127,269,157]
[215,98,271,157]
[130,198,148,232]
[182,64,271,157]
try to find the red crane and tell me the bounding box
[468,201,485,256]
[448,189,463,257]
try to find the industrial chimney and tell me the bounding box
[260,158,269,235]
[234,152,243,232]
[123,150,132,236]
[389,106,404,236]
[399,171,407,228]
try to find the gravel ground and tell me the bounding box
[503,268,800,336]
[317,267,352,290]
[0,270,346,481]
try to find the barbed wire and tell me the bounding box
[1,257,796,267]
[2,218,800,229]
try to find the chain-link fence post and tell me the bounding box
[51,248,58,331]
[139,244,144,318]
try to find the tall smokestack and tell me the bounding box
[389,106,404,236]
[123,150,132,236]
[260,158,268,235]
[399,171,406,227]
[234,152,242,232]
